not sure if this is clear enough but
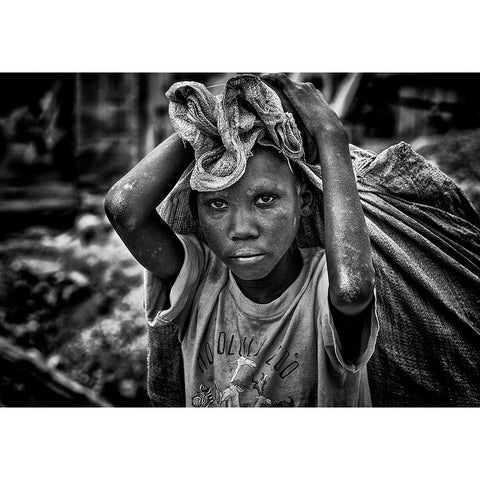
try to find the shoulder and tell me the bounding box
[177,234,231,296]
[299,246,327,276]
[293,246,329,304]
[145,233,229,327]
[297,246,333,312]
[178,234,223,273]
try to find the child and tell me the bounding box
[105,73,378,407]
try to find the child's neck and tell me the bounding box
[232,246,303,304]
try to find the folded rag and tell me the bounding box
[166,74,322,192]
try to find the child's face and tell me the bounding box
[196,148,305,281]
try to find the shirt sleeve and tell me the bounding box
[319,267,379,374]
[143,234,208,329]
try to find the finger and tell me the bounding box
[260,73,292,89]
[261,72,291,86]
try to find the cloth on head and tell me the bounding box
[148,75,480,407]
[166,74,322,192]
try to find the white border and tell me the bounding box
[1,408,479,479]
[1,1,479,477]
[1,0,479,71]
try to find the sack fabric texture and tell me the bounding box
[147,74,480,407]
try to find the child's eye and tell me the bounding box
[255,195,275,206]
[207,199,228,210]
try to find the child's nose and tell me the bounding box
[229,208,259,241]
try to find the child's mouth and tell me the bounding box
[230,252,267,266]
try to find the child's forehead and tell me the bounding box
[243,177,289,194]
[199,177,291,198]
[243,148,295,183]
[195,147,296,196]
[206,164,294,197]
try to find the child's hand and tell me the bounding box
[260,73,346,144]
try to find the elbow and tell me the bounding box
[104,183,138,232]
[329,266,375,316]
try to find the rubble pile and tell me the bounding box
[0,211,149,406]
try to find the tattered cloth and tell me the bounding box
[146,75,480,407]
[165,74,323,192]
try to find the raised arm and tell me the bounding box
[104,133,194,282]
[261,74,375,317]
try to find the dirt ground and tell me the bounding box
[0,203,150,406]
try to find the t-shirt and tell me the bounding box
[144,234,379,407]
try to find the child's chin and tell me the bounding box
[230,265,273,282]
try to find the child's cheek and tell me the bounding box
[199,215,229,250]
[268,207,299,249]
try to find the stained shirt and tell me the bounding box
[144,234,379,407]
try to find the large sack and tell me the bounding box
[353,142,480,406]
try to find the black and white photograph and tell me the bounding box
[1,72,479,409]
[1,2,479,478]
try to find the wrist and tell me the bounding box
[313,120,347,142]
[314,124,349,153]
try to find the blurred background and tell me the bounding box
[1,72,479,407]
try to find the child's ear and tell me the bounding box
[299,184,315,217]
